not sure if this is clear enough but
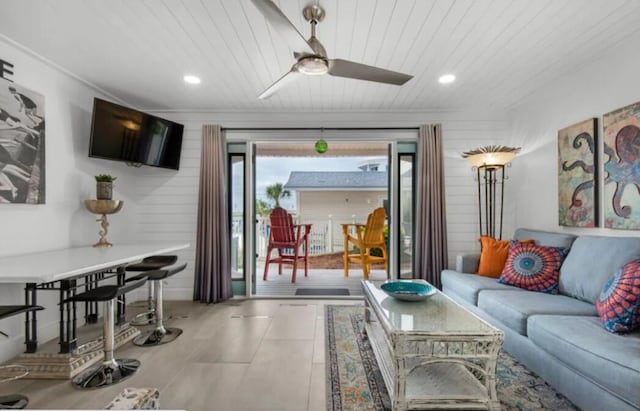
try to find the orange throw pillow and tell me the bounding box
[477,236,535,278]
[476,236,511,278]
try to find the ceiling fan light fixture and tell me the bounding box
[296,56,328,75]
[251,0,413,98]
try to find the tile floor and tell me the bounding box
[255,267,389,296]
[0,299,360,411]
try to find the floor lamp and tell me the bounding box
[462,146,520,240]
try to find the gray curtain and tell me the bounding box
[194,124,233,303]
[415,124,448,289]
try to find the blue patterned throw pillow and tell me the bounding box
[596,259,640,333]
[498,242,568,294]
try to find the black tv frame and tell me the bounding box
[88,98,184,170]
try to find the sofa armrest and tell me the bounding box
[455,253,480,274]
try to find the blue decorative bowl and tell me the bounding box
[380,281,436,301]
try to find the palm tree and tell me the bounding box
[256,199,271,216]
[265,183,290,208]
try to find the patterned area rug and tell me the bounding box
[325,305,578,411]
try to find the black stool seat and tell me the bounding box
[0,305,43,320]
[1,305,43,409]
[125,273,147,283]
[64,279,147,303]
[125,255,177,272]
[141,263,188,282]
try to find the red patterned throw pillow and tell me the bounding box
[498,242,568,294]
[595,259,640,333]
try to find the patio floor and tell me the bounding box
[255,267,388,297]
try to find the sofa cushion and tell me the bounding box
[440,270,518,306]
[498,242,568,294]
[559,236,640,304]
[478,290,596,335]
[596,259,640,333]
[528,315,640,408]
[513,228,577,248]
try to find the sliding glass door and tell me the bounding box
[226,130,417,297]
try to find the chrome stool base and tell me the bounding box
[133,327,183,346]
[0,394,28,409]
[72,359,141,389]
[130,312,156,326]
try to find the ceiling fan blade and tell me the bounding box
[328,59,413,85]
[258,69,300,99]
[251,0,315,56]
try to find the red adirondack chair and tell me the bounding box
[263,207,312,283]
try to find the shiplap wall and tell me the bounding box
[136,110,509,299]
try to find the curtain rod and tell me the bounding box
[222,127,420,131]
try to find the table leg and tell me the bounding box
[394,357,408,411]
[24,283,38,353]
[84,273,99,324]
[58,279,77,353]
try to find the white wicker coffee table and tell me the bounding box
[362,280,504,410]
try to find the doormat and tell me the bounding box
[295,288,350,296]
[326,305,578,411]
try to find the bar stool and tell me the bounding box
[64,278,147,389]
[0,305,44,409]
[125,255,178,326]
[133,263,187,347]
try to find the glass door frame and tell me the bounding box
[225,128,418,297]
[396,143,417,278]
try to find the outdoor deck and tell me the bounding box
[255,268,388,297]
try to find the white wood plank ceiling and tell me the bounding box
[1,0,639,112]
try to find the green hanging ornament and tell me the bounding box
[315,139,328,154]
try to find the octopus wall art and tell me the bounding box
[603,101,640,229]
[558,118,598,227]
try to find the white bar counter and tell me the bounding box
[0,242,190,379]
[0,243,190,284]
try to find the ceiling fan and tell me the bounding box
[250,0,413,99]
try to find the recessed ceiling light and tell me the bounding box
[183,75,201,84]
[438,74,456,84]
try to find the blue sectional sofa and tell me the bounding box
[441,228,640,411]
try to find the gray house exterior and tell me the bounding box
[284,171,387,222]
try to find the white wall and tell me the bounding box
[138,110,510,299]
[0,37,141,362]
[509,29,640,236]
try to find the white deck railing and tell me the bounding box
[240,214,361,258]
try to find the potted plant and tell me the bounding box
[95,174,117,200]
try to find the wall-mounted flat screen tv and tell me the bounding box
[89,98,184,170]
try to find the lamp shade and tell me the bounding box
[462,145,521,167]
